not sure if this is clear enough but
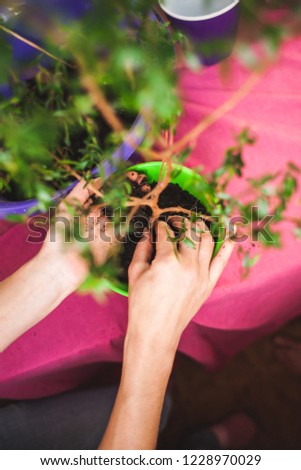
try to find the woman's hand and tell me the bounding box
[39,179,115,291]
[127,217,235,352]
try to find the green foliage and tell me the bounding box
[0,0,300,291]
[210,128,256,188]
[242,252,260,269]
[0,0,179,201]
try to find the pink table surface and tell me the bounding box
[1,37,301,399]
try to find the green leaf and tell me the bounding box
[183,237,196,249]
[237,128,256,146]
[217,192,232,201]
[283,174,297,199]
[257,198,269,218]
[185,52,202,71]
[260,228,281,248]
[242,252,260,269]
[4,214,26,223]
[293,227,301,240]
[79,274,110,295]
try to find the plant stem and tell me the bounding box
[53,154,104,199]
[0,25,74,68]
[140,68,267,161]
[80,74,124,133]
[170,71,263,156]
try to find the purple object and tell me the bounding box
[0,1,91,65]
[159,0,240,66]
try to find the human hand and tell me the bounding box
[39,179,115,292]
[127,218,235,353]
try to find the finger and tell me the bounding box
[63,179,103,215]
[177,219,198,257]
[93,220,116,265]
[89,177,102,192]
[87,205,103,228]
[141,183,151,193]
[168,215,186,241]
[83,197,94,210]
[126,171,147,185]
[67,178,103,205]
[83,179,103,209]
[80,206,102,242]
[209,237,235,288]
[127,171,139,182]
[65,180,91,206]
[169,217,206,260]
[197,220,214,266]
[84,208,117,266]
[155,220,175,258]
[128,228,152,281]
[83,205,109,237]
[137,173,147,185]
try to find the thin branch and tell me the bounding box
[80,74,124,133]
[158,207,214,221]
[138,68,267,161]
[0,25,74,68]
[169,71,264,156]
[1,25,125,133]
[53,153,104,199]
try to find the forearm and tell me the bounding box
[99,332,176,450]
[0,250,75,352]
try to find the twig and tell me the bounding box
[53,153,104,199]
[125,196,213,227]
[1,24,125,133]
[138,68,267,161]
[169,71,263,156]
[80,74,124,133]
[158,207,214,221]
[0,25,74,68]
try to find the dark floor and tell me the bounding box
[1,317,301,449]
[158,316,301,450]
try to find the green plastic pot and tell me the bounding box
[107,162,223,297]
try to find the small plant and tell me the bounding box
[0,0,300,295]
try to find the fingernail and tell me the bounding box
[126,171,138,182]
[141,183,151,193]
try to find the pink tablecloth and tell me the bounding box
[1,37,301,399]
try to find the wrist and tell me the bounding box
[126,306,183,357]
[35,247,81,297]
[124,328,178,370]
